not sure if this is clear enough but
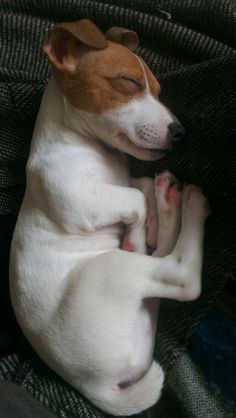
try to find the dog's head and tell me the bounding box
[43,19,185,161]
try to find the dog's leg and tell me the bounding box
[103,183,208,301]
[130,177,158,250]
[168,184,210,299]
[90,183,148,254]
[153,171,182,257]
[146,183,209,301]
[78,185,208,305]
[121,177,157,254]
[129,172,182,254]
[42,172,148,253]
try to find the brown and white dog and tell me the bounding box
[10,20,208,416]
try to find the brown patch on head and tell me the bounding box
[54,42,150,113]
[43,19,161,113]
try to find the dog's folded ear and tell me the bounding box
[43,19,108,73]
[105,27,138,51]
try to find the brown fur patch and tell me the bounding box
[52,41,161,113]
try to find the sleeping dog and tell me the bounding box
[10,19,209,415]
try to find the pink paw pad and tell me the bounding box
[155,177,167,188]
[121,239,134,252]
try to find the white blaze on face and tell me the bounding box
[131,56,174,148]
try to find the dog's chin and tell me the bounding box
[117,133,170,161]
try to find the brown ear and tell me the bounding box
[105,27,138,51]
[43,19,108,73]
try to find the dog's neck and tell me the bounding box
[63,96,106,145]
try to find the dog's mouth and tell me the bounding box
[118,132,171,161]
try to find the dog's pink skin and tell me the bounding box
[167,185,181,200]
[121,238,135,252]
[155,178,166,188]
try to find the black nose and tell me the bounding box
[168,122,185,146]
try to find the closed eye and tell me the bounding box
[119,76,144,91]
[109,75,145,95]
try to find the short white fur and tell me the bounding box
[10,64,208,416]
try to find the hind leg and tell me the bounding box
[144,183,209,301]
[78,180,208,306]
[93,174,209,302]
